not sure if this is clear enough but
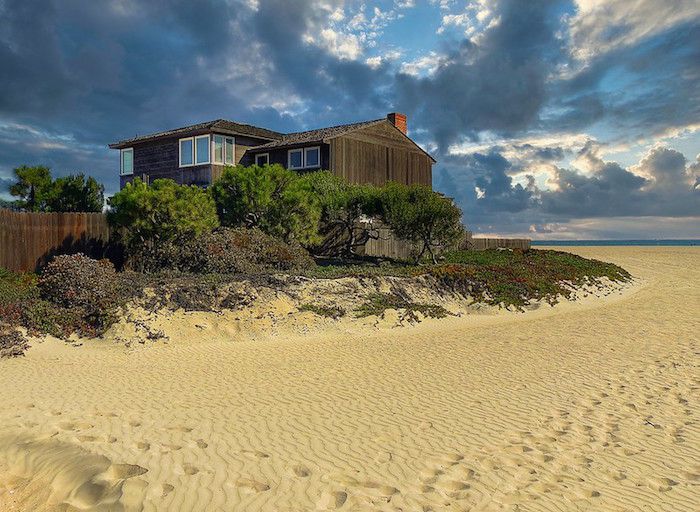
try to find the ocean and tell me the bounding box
[531,240,699,246]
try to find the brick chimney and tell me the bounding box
[387,112,407,134]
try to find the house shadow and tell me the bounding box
[35,234,125,272]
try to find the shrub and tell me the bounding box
[381,183,464,264]
[0,330,29,358]
[299,303,346,319]
[354,293,450,321]
[301,171,382,258]
[39,254,118,309]
[210,164,321,245]
[126,228,314,274]
[107,178,219,264]
[38,254,122,330]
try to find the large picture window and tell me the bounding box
[120,148,133,175]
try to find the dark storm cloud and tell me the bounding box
[395,0,565,149]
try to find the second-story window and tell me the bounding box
[120,148,133,175]
[180,135,211,167]
[255,153,269,166]
[195,135,210,165]
[288,148,303,169]
[213,136,235,165]
[225,137,235,164]
[179,138,194,167]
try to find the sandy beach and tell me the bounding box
[0,246,698,511]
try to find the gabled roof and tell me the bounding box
[109,119,283,149]
[249,119,385,150]
[249,118,437,163]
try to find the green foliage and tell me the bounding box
[299,303,346,319]
[381,183,464,264]
[7,166,105,213]
[354,293,450,320]
[45,173,105,212]
[210,164,321,245]
[107,178,219,258]
[301,171,382,257]
[9,165,53,211]
[429,249,631,307]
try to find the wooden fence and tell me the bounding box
[0,210,113,272]
[461,232,531,251]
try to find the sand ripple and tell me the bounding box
[0,247,697,511]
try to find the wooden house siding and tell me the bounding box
[329,123,432,187]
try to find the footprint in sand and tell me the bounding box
[182,463,199,476]
[292,464,311,478]
[242,449,270,459]
[317,490,347,510]
[161,443,183,453]
[136,441,151,452]
[236,478,270,494]
[129,420,142,427]
[161,483,175,497]
[59,421,93,431]
[77,435,99,443]
[195,439,208,449]
[168,426,193,433]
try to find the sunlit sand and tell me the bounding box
[0,247,697,511]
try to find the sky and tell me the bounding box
[0,0,698,239]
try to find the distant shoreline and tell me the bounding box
[532,239,698,246]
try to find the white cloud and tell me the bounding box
[400,51,444,76]
[568,0,700,63]
[317,28,363,60]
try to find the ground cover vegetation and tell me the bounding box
[0,164,631,353]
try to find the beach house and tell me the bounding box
[109,113,435,190]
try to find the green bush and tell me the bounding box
[107,178,219,264]
[45,173,104,212]
[301,171,382,257]
[210,164,321,245]
[381,183,464,263]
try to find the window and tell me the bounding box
[213,135,235,165]
[120,148,133,175]
[288,146,320,170]
[255,153,269,166]
[225,137,235,164]
[304,147,320,168]
[181,136,210,167]
[288,149,303,169]
[195,135,210,165]
[213,135,224,164]
[179,138,193,167]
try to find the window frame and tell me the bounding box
[255,153,270,166]
[304,146,321,169]
[195,134,211,165]
[224,137,235,165]
[288,148,304,170]
[179,137,194,167]
[120,148,134,175]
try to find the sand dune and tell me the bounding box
[0,247,698,511]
